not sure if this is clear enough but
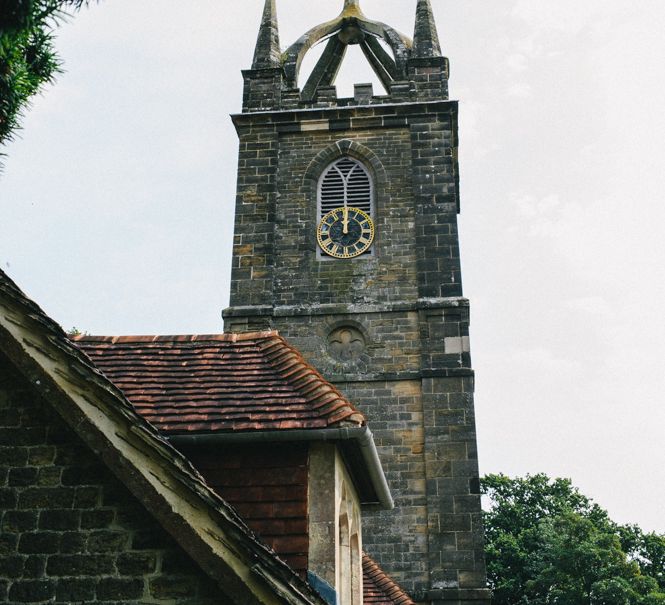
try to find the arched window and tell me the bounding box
[318,157,373,219]
[317,157,375,258]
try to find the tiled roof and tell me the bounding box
[363,553,416,605]
[73,332,365,434]
[0,268,327,605]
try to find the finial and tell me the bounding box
[341,0,363,17]
[413,0,442,58]
[252,0,282,69]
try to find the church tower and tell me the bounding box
[224,2,490,604]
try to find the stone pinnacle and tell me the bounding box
[413,0,442,58]
[252,0,282,69]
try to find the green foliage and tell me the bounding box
[0,0,90,150]
[482,474,665,605]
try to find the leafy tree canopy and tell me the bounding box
[482,474,665,605]
[0,0,90,150]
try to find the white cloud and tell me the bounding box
[506,53,528,72]
[511,0,610,35]
[505,346,583,376]
[506,82,533,100]
[511,193,561,220]
[564,297,616,321]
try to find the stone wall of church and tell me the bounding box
[225,98,488,603]
[263,309,484,599]
[338,378,428,594]
[420,375,487,594]
[227,101,462,318]
[0,355,224,604]
[274,127,418,307]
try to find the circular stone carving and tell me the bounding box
[328,326,366,362]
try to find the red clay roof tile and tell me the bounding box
[73,332,365,435]
[363,553,416,605]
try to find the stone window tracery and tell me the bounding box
[318,157,373,218]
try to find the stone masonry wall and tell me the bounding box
[274,127,417,307]
[0,354,226,605]
[421,375,486,593]
[337,378,427,594]
[262,307,483,600]
[227,101,461,317]
[224,99,489,604]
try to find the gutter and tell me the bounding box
[168,426,394,510]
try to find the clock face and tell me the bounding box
[317,206,375,259]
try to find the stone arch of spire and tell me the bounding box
[251,0,443,101]
[282,1,412,99]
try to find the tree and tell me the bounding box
[482,474,665,605]
[0,0,91,150]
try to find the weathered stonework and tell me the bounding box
[0,354,225,605]
[226,102,461,317]
[224,3,489,604]
[224,108,486,602]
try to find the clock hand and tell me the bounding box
[343,206,349,234]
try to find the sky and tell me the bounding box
[1,0,664,533]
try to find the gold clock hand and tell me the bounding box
[343,206,349,234]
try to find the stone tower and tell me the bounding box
[223,2,490,604]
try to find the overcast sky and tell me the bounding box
[1,0,663,533]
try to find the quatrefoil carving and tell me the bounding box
[328,326,366,362]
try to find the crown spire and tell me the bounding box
[252,0,281,70]
[412,0,442,58]
[341,0,363,17]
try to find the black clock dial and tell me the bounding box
[317,207,375,259]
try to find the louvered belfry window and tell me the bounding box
[318,157,373,219]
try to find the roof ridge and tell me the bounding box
[72,331,280,344]
[257,334,365,428]
[74,328,366,433]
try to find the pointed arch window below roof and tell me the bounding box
[317,157,375,259]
